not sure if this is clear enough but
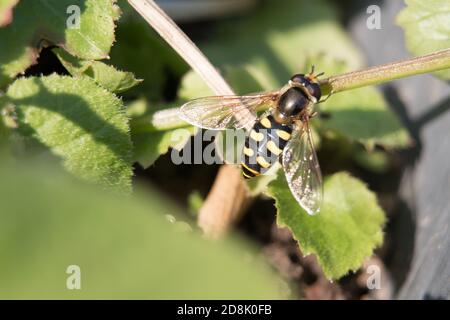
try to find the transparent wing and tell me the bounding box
[282,120,323,215]
[179,92,279,130]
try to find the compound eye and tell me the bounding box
[290,74,308,86]
[308,83,322,101]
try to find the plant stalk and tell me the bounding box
[151,49,450,130]
[320,48,450,95]
[128,0,252,239]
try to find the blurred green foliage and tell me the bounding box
[0,0,18,26]
[0,160,284,299]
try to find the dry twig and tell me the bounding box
[128,0,252,238]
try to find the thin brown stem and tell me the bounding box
[128,0,251,238]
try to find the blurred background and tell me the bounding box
[0,0,449,299]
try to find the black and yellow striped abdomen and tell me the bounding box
[241,115,293,179]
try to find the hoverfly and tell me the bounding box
[179,68,324,215]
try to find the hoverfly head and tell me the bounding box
[290,70,322,102]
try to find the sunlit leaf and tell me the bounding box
[353,148,390,174]
[54,48,142,93]
[127,98,195,168]
[4,74,133,192]
[133,126,197,169]
[0,0,120,87]
[397,0,450,79]
[319,86,410,149]
[178,70,214,101]
[267,172,385,280]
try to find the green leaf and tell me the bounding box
[0,96,8,139]
[178,70,214,100]
[125,97,148,118]
[110,4,188,100]
[397,0,450,79]
[5,74,133,192]
[133,126,197,168]
[267,172,385,280]
[247,173,278,196]
[224,65,268,95]
[54,48,143,93]
[0,0,18,27]
[83,62,142,94]
[203,0,363,89]
[353,148,390,174]
[128,97,194,168]
[187,190,204,217]
[0,0,120,87]
[131,66,217,169]
[0,161,284,299]
[319,86,410,149]
[53,48,92,75]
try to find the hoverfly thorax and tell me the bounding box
[274,73,322,124]
[277,87,308,118]
[290,73,322,102]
